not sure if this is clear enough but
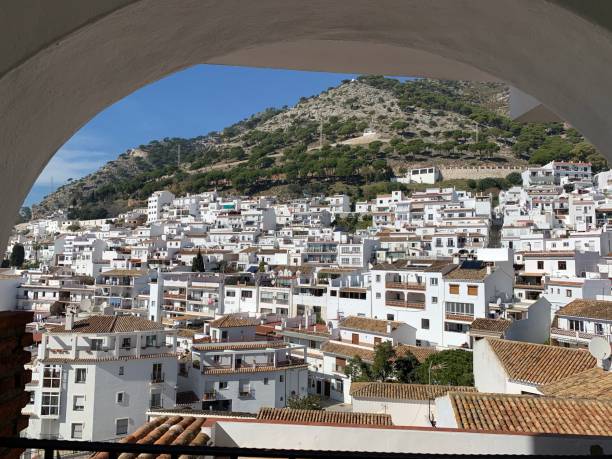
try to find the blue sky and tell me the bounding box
[24,65,360,206]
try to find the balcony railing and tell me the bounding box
[0,436,460,459]
[203,390,217,400]
[150,372,164,383]
[385,281,425,291]
[385,299,425,309]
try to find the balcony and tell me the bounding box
[385,281,425,291]
[550,327,600,341]
[445,313,474,322]
[150,372,165,384]
[385,299,425,309]
[238,387,254,398]
[514,283,545,291]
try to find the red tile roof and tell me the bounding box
[448,392,612,436]
[486,338,596,385]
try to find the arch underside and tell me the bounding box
[1,0,612,248]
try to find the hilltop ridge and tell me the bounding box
[33,76,604,219]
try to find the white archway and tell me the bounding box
[2,0,612,248]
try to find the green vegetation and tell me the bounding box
[286,394,323,410]
[345,344,473,386]
[191,249,205,272]
[37,76,608,218]
[9,243,25,267]
[411,350,474,386]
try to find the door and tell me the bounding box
[324,381,331,397]
[316,380,322,395]
[351,333,359,345]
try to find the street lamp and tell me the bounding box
[428,362,447,427]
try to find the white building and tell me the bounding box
[24,314,178,441]
[147,190,175,223]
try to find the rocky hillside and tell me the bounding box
[33,76,605,219]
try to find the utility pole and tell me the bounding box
[319,116,324,148]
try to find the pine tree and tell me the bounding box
[191,248,205,272]
[9,244,25,267]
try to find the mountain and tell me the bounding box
[32,76,605,219]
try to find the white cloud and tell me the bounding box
[33,134,113,186]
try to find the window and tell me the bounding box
[145,335,158,347]
[445,302,474,316]
[558,261,567,270]
[43,365,61,388]
[386,314,394,321]
[376,275,381,282]
[279,375,284,382]
[73,395,85,411]
[431,296,438,304]
[41,393,59,416]
[151,363,163,382]
[566,289,572,297]
[568,319,585,332]
[90,339,103,351]
[537,261,544,270]
[335,378,344,393]
[241,290,253,299]
[374,337,382,345]
[376,292,381,299]
[116,418,129,436]
[219,381,228,390]
[75,368,86,383]
[330,290,337,297]
[226,290,236,297]
[121,337,131,349]
[449,284,459,295]
[71,423,83,439]
[263,377,269,385]
[595,323,604,335]
[119,366,124,376]
[150,393,162,409]
[467,285,479,296]
[116,392,124,404]
[444,322,470,333]
[421,319,430,330]
[430,278,438,286]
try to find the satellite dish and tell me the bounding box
[588,336,612,361]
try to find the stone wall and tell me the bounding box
[0,311,33,459]
[439,166,522,181]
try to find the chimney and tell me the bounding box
[65,306,76,331]
[386,322,392,334]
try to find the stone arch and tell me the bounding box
[2,0,612,247]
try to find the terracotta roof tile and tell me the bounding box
[47,316,164,334]
[350,382,475,400]
[193,341,287,352]
[470,318,512,333]
[487,338,596,385]
[209,314,260,328]
[539,367,612,400]
[256,407,392,426]
[556,299,612,321]
[91,415,209,459]
[448,392,612,436]
[339,316,402,334]
[320,341,375,362]
[444,266,489,281]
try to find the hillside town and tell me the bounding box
[6,159,612,450]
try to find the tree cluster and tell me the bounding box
[345,343,474,386]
